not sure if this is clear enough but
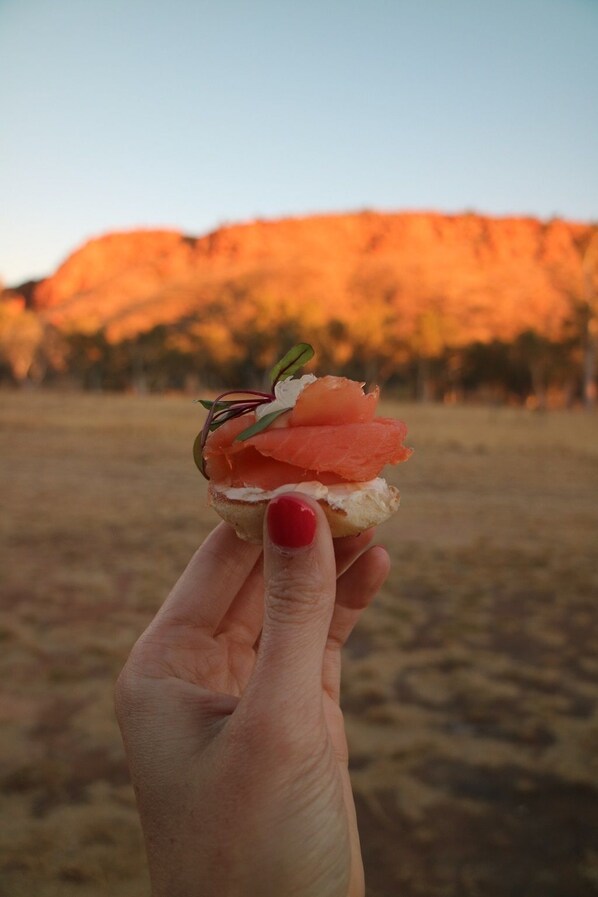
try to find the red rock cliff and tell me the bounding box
[23,212,596,347]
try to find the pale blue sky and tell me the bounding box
[1,0,597,285]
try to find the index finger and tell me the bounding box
[155,523,262,634]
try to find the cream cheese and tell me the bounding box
[218,477,399,515]
[255,373,317,420]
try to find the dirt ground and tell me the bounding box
[1,390,597,897]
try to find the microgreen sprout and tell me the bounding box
[193,343,314,478]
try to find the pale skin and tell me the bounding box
[115,495,390,897]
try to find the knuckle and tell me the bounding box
[231,703,318,765]
[265,572,325,622]
[113,659,149,721]
[114,665,136,715]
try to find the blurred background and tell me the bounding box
[1,1,597,895]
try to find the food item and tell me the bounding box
[194,344,412,542]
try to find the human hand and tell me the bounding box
[115,493,390,897]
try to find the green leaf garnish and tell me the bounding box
[235,408,289,442]
[193,398,238,411]
[193,431,206,475]
[269,342,314,387]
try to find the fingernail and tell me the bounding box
[267,494,317,549]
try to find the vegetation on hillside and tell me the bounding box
[1,213,597,406]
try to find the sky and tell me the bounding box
[1,0,597,285]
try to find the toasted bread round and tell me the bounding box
[208,481,400,543]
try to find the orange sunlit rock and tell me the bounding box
[22,212,592,351]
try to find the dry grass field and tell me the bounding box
[1,389,597,897]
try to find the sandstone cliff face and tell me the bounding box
[27,212,593,346]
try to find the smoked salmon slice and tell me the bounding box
[210,447,350,490]
[203,374,411,488]
[290,376,379,425]
[245,420,410,482]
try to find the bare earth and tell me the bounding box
[1,391,597,897]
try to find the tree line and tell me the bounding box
[0,306,593,409]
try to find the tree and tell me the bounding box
[581,229,598,408]
[0,297,44,383]
[549,225,598,407]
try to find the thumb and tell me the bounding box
[249,493,336,712]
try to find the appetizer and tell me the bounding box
[194,344,412,542]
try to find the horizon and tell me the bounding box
[1,0,597,285]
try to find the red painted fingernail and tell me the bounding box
[267,494,317,549]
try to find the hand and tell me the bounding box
[115,493,390,897]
